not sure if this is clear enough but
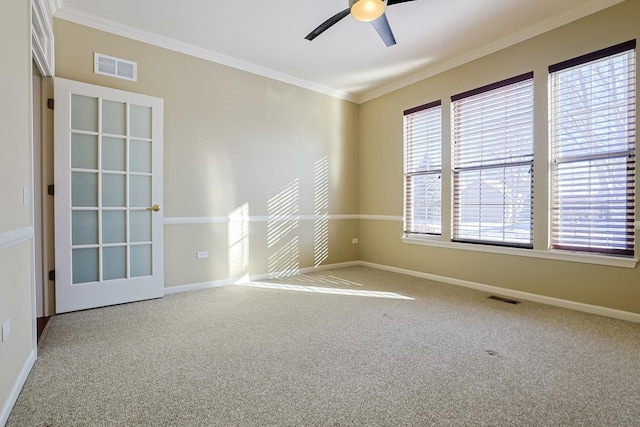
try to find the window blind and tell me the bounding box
[451,72,534,247]
[404,100,442,235]
[549,40,636,256]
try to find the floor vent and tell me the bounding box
[488,295,521,305]
[94,53,137,81]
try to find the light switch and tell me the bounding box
[23,186,29,207]
[1,319,10,343]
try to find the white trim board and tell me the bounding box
[360,261,640,324]
[0,227,34,252]
[402,236,638,269]
[164,261,360,295]
[52,0,624,104]
[0,349,36,427]
[52,7,356,103]
[32,0,55,77]
[359,215,403,222]
[164,259,640,323]
[164,214,359,225]
[359,214,638,269]
[359,0,626,102]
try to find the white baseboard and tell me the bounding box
[360,261,640,324]
[164,261,361,295]
[164,278,235,295]
[164,259,640,323]
[0,349,36,427]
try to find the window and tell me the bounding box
[404,101,442,235]
[550,41,636,257]
[451,73,534,248]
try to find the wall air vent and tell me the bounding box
[94,53,137,81]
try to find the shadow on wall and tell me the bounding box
[314,156,329,267]
[268,177,300,276]
[226,156,330,279]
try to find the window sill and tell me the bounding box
[402,235,638,269]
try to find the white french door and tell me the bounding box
[54,78,164,313]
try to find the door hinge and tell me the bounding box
[48,270,55,281]
[47,185,54,196]
[47,98,54,110]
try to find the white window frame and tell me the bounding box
[403,100,442,236]
[549,40,636,258]
[451,72,535,248]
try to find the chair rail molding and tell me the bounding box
[0,227,34,252]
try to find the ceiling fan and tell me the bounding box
[305,0,420,47]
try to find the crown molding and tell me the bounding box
[52,0,625,105]
[53,7,358,103]
[49,0,63,14]
[357,0,626,103]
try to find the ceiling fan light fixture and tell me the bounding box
[350,0,385,22]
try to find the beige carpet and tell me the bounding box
[8,266,640,426]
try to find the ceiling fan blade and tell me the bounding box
[305,8,351,41]
[371,13,396,47]
[387,0,419,5]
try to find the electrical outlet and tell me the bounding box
[2,319,11,343]
[196,251,208,259]
[352,238,359,244]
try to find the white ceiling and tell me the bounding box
[53,0,624,103]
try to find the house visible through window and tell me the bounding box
[451,72,534,248]
[550,40,636,257]
[404,101,442,235]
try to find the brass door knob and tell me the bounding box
[147,204,161,212]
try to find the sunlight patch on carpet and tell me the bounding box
[238,281,414,300]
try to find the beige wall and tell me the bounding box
[53,20,360,290]
[359,1,640,314]
[0,0,36,421]
[0,1,638,420]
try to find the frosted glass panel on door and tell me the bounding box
[102,137,126,171]
[130,210,151,242]
[130,175,151,207]
[72,211,98,245]
[71,134,98,169]
[71,95,98,132]
[72,172,98,207]
[131,245,152,277]
[102,211,126,244]
[102,100,126,135]
[103,246,126,280]
[130,140,151,173]
[102,174,126,207]
[130,105,152,138]
[72,248,98,284]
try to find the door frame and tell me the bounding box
[31,0,55,339]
